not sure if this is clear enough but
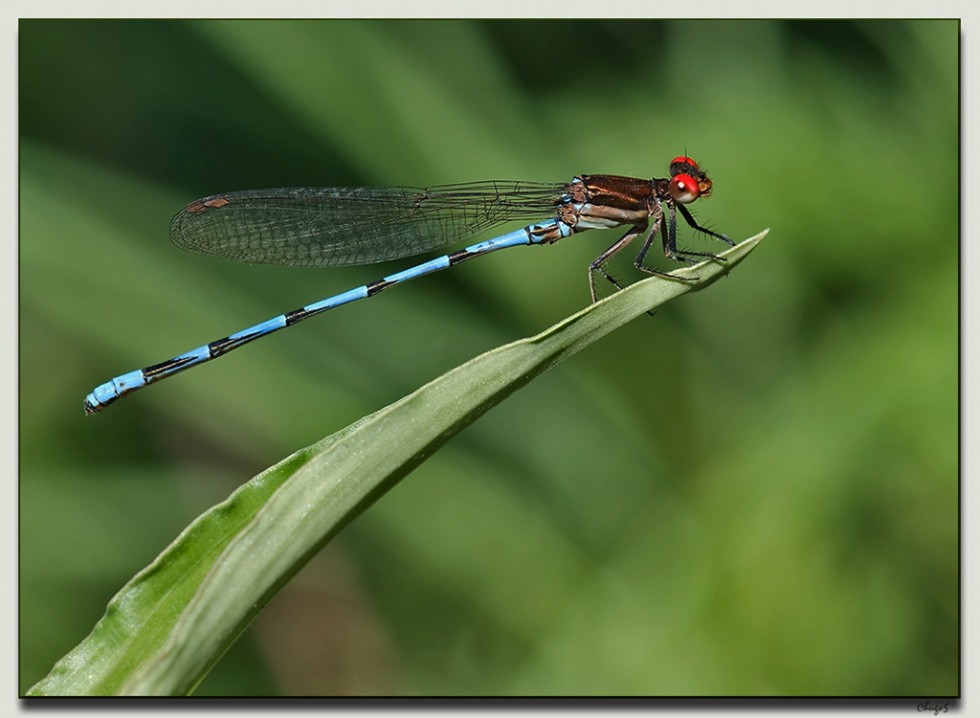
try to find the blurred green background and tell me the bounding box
[19,20,958,696]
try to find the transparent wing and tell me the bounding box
[169,181,567,268]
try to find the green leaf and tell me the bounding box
[28,230,767,696]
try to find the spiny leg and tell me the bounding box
[588,224,648,303]
[627,217,681,317]
[677,202,734,246]
[661,203,729,267]
[633,212,698,284]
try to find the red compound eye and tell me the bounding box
[669,173,701,203]
[670,155,699,171]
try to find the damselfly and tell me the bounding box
[84,155,731,414]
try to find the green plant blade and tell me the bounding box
[28,229,767,696]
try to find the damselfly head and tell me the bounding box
[668,155,713,204]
